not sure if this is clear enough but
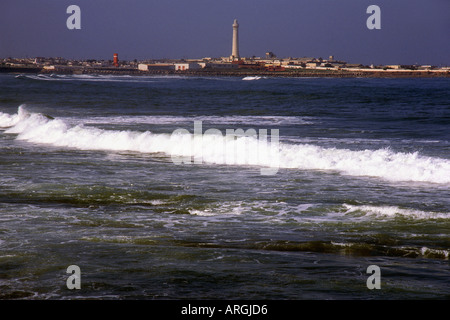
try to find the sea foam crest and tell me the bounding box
[0,105,29,127]
[1,106,450,184]
[343,204,449,220]
[278,143,450,184]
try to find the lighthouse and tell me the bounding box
[231,19,240,61]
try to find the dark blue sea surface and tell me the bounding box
[0,73,449,299]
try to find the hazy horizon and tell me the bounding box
[1,0,449,66]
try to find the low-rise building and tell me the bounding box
[205,62,239,69]
[138,63,175,71]
[306,62,320,68]
[174,62,201,71]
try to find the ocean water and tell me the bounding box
[0,73,449,300]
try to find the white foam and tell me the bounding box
[278,143,450,184]
[16,74,187,83]
[242,76,262,81]
[420,247,449,259]
[1,107,450,184]
[188,201,312,218]
[0,105,29,127]
[343,204,449,220]
[79,115,312,126]
[189,206,244,217]
[330,242,449,259]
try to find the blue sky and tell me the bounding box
[1,0,449,65]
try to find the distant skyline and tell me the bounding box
[1,0,449,66]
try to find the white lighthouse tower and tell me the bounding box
[231,19,240,61]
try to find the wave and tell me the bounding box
[1,106,450,184]
[242,76,262,81]
[141,238,449,260]
[278,144,450,184]
[343,204,449,220]
[79,236,449,259]
[0,110,23,127]
[15,74,131,82]
[80,115,313,126]
[15,74,190,83]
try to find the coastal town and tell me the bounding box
[1,54,449,78]
[1,19,449,78]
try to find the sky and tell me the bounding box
[1,0,449,66]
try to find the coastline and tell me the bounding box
[1,65,449,78]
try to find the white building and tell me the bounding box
[174,63,201,71]
[138,63,149,71]
[306,62,320,68]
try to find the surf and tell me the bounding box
[1,106,449,184]
[242,76,262,81]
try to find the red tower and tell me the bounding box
[113,53,119,67]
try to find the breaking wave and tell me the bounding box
[15,74,181,83]
[343,204,449,220]
[1,106,449,184]
[79,114,313,126]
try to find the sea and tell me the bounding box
[0,73,449,300]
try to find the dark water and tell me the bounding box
[0,74,449,300]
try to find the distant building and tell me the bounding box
[138,63,175,71]
[306,62,320,68]
[343,63,364,69]
[283,65,304,70]
[138,64,149,71]
[205,62,239,69]
[386,65,401,69]
[266,52,276,59]
[34,57,45,64]
[174,62,201,71]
